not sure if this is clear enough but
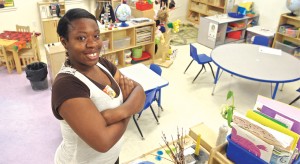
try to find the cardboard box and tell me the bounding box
[189,123,217,152]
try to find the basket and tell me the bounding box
[132,46,143,58]
[228,12,244,18]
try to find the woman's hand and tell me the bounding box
[119,75,134,101]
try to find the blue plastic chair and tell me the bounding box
[149,64,164,115]
[184,44,215,83]
[289,88,300,105]
[252,35,270,47]
[133,87,159,140]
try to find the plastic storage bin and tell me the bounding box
[124,49,132,64]
[136,2,153,11]
[246,26,275,47]
[274,41,297,55]
[226,135,268,164]
[113,37,130,50]
[227,31,242,40]
[102,39,109,49]
[132,46,143,58]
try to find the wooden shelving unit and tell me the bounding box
[37,1,66,44]
[99,21,155,68]
[187,0,235,25]
[272,13,300,56]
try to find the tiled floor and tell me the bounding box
[0,43,299,164]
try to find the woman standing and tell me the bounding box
[51,8,145,163]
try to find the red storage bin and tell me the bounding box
[136,2,153,11]
[227,31,242,40]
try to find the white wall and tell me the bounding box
[163,0,290,30]
[235,0,290,30]
[0,0,291,44]
[0,0,91,45]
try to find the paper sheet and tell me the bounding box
[259,46,282,56]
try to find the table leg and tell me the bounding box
[12,50,22,74]
[272,83,279,99]
[280,83,284,91]
[212,67,221,95]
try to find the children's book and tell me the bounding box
[254,95,300,150]
[270,147,293,164]
[231,122,274,163]
[253,110,288,128]
[246,110,299,151]
[233,112,294,151]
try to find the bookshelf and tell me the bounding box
[99,21,155,68]
[272,13,300,57]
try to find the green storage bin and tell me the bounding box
[132,46,143,58]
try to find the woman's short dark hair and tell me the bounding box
[57,8,98,40]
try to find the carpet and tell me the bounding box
[170,23,198,46]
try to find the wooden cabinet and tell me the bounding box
[197,15,258,49]
[187,0,235,24]
[100,21,155,68]
[37,1,66,44]
[42,19,60,44]
[44,43,66,85]
[272,13,300,56]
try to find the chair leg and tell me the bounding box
[136,111,143,120]
[203,65,207,72]
[289,95,300,105]
[157,89,163,111]
[156,90,164,118]
[150,105,160,125]
[208,63,215,79]
[5,62,12,74]
[184,60,194,74]
[192,65,204,83]
[133,115,144,140]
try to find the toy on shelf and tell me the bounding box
[136,0,153,11]
[154,0,178,68]
[99,2,116,25]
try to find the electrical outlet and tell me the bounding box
[32,21,37,27]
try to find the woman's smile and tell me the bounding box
[86,52,99,60]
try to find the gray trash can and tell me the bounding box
[25,62,48,90]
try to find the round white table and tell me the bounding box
[211,43,300,99]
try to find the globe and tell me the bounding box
[286,0,300,16]
[115,3,131,27]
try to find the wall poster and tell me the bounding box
[0,0,14,8]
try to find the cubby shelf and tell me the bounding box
[100,21,156,68]
[272,13,300,57]
[187,0,235,25]
[197,14,259,49]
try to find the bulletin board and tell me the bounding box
[4,0,14,7]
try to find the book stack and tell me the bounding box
[226,95,300,164]
[135,25,153,45]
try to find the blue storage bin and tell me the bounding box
[226,135,268,164]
